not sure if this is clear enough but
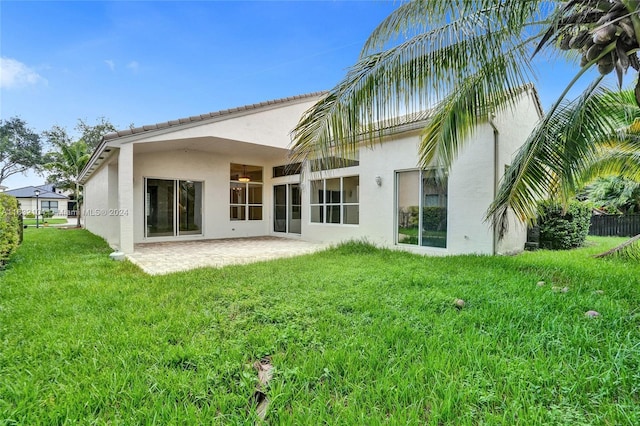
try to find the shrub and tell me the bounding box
[25,212,35,219]
[42,210,54,219]
[0,193,21,267]
[538,200,592,250]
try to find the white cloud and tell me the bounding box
[0,57,47,89]
[104,59,115,71]
[127,61,139,72]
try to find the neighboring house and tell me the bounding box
[79,88,543,255]
[4,184,70,218]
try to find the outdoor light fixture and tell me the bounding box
[375,176,382,186]
[34,189,40,228]
[238,165,251,182]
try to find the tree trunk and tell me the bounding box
[75,181,81,228]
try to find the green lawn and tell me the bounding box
[1,229,639,424]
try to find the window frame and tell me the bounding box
[310,175,359,225]
[273,162,302,178]
[41,200,59,214]
[230,164,263,221]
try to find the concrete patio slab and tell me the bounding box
[126,236,330,275]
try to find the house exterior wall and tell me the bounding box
[17,197,69,219]
[132,149,291,243]
[82,88,540,255]
[17,198,37,215]
[84,159,120,247]
[297,90,539,255]
[493,89,542,254]
[299,125,498,255]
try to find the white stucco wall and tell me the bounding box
[82,88,540,255]
[493,89,542,254]
[84,159,120,247]
[120,98,319,149]
[132,148,293,243]
[299,125,497,255]
[17,198,37,215]
[17,197,69,220]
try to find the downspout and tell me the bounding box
[488,113,499,255]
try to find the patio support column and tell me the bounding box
[118,143,135,254]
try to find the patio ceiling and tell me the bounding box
[132,136,290,161]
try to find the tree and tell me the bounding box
[76,117,116,151]
[42,118,116,227]
[584,175,640,213]
[290,0,640,233]
[0,117,43,186]
[43,127,90,227]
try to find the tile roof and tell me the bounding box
[3,185,69,199]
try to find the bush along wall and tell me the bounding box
[0,193,21,268]
[538,199,592,250]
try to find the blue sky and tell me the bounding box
[0,0,613,189]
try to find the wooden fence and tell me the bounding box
[589,214,640,237]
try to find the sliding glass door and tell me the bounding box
[274,184,301,234]
[396,170,448,248]
[146,178,203,238]
[146,179,175,237]
[179,180,203,235]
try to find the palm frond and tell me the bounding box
[419,60,535,170]
[291,4,537,165]
[580,147,640,181]
[594,233,640,259]
[574,88,640,182]
[487,78,633,235]
[362,0,549,56]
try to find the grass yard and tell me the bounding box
[1,229,639,424]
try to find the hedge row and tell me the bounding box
[1,193,22,268]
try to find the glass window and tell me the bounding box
[325,178,341,204]
[310,156,359,172]
[230,163,263,182]
[230,183,245,204]
[248,184,262,204]
[343,176,359,203]
[396,170,447,248]
[41,201,59,214]
[230,164,263,221]
[396,171,420,245]
[310,180,323,204]
[310,176,359,225]
[421,171,447,248]
[273,163,302,177]
[343,205,359,225]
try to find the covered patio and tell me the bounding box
[126,236,330,275]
